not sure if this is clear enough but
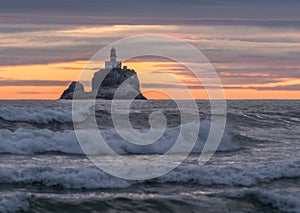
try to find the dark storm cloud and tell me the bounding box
[217,84,300,91]
[125,56,173,63]
[218,67,300,79]
[0,79,72,87]
[142,83,300,91]
[16,91,57,94]
[0,46,99,66]
[1,0,300,25]
[150,62,300,85]
[0,24,72,34]
[60,67,99,71]
[142,83,214,90]
[253,84,300,91]
[1,0,300,93]
[221,77,280,85]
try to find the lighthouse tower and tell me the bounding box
[105,47,122,69]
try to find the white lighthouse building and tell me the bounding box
[105,47,122,69]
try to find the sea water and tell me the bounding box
[0,100,299,212]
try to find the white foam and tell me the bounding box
[0,193,30,213]
[0,121,237,155]
[0,129,83,154]
[157,158,300,186]
[224,188,300,213]
[0,159,298,189]
[0,165,131,189]
[0,106,91,124]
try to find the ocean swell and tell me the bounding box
[0,106,91,124]
[0,159,298,189]
[223,188,300,213]
[0,121,236,155]
[0,193,30,213]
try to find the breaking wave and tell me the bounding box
[155,159,300,186]
[0,120,236,155]
[223,188,300,213]
[0,192,202,213]
[0,129,82,155]
[0,193,30,213]
[0,106,91,124]
[0,159,298,189]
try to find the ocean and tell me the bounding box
[0,100,299,213]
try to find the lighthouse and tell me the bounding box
[61,47,147,100]
[105,47,122,69]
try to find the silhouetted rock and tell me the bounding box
[59,48,147,100]
[92,68,146,100]
[60,81,85,100]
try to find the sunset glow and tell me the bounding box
[1,56,300,99]
[1,12,300,100]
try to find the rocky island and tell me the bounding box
[60,48,147,100]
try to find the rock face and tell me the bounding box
[91,68,146,100]
[60,68,147,100]
[60,48,147,100]
[60,81,85,100]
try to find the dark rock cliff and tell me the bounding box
[91,68,146,100]
[60,68,147,100]
[60,81,85,100]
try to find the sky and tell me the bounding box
[0,0,300,99]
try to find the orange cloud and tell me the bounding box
[0,59,300,100]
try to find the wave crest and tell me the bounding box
[0,120,236,155]
[0,159,298,189]
[223,188,300,213]
[0,193,30,213]
[0,106,91,124]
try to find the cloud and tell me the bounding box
[16,91,57,94]
[1,24,300,68]
[0,79,72,87]
[142,82,300,91]
[125,56,174,63]
[251,84,300,91]
[149,63,299,85]
[60,67,99,71]
[1,0,300,25]
[0,46,98,66]
[0,1,300,94]
[142,83,208,90]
